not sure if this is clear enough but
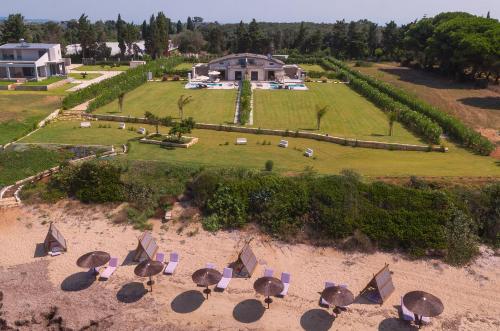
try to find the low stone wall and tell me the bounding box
[14,78,70,91]
[85,113,447,153]
[0,83,16,91]
[139,135,199,148]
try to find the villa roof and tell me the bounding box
[209,53,285,65]
[0,43,59,49]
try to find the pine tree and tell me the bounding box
[295,21,307,50]
[176,20,183,33]
[187,17,194,31]
[116,14,126,57]
[1,14,26,43]
[155,12,169,58]
[77,14,96,58]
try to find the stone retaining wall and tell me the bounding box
[14,78,70,91]
[85,113,448,153]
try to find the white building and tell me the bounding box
[0,40,68,81]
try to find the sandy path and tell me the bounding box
[0,201,498,330]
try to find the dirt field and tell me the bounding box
[352,63,500,153]
[0,200,499,331]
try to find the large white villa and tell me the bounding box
[192,53,304,82]
[0,40,69,81]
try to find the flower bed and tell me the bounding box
[140,134,198,148]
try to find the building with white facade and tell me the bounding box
[0,40,68,81]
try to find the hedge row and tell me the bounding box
[321,59,443,143]
[239,80,252,125]
[63,57,182,111]
[163,69,191,77]
[327,58,495,155]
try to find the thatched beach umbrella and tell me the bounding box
[253,277,284,309]
[134,260,164,292]
[321,286,355,315]
[192,268,222,299]
[77,251,110,275]
[403,291,444,327]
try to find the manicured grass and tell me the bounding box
[300,63,326,72]
[253,83,422,144]
[0,93,62,145]
[0,80,16,86]
[0,147,72,186]
[22,76,66,86]
[20,120,152,146]
[173,62,194,70]
[126,129,500,177]
[69,72,102,81]
[76,65,129,71]
[23,120,499,177]
[95,82,237,124]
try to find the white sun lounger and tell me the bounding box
[264,268,274,277]
[216,267,233,290]
[401,296,430,323]
[118,122,126,129]
[164,252,179,275]
[49,247,63,257]
[206,263,216,269]
[156,252,165,263]
[80,121,91,128]
[280,272,291,296]
[100,257,118,280]
[236,138,247,145]
[321,281,335,306]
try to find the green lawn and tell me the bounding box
[21,120,500,177]
[253,83,422,144]
[0,80,16,86]
[0,93,63,145]
[69,72,102,80]
[300,64,326,72]
[0,147,72,186]
[20,120,153,146]
[173,62,194,70]
[95,82,237,124]
[76,65,129,71]
[22,76,66,86]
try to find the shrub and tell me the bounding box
[206,185,248,228]
[265,160,274,171]
[239,80,252,125]
[445,208,479,265]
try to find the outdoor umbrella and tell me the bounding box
[403,291,444,327]
[321,286,355,315]
[192,268,222,300]
[134,260,165,292]
[76,251,110,276]
[253,276,284,309]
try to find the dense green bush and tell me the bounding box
[322,59,443,143]
[326,57,494,155]
[62,57,181,111]
[239,79,252,125]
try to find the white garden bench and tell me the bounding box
[279,140,289,148]
[236,138,247,145]
[304,148,314,157]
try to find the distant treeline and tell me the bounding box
[1,11,498,82]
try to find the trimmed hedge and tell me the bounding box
[321,59,443,143]
[239,80,252,125]
[63,57,182,111]
[327,57,495,155]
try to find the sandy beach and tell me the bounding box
[0,200,499,331]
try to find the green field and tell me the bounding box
[20,120,500,177]
[76,65,129,71]
[95,82,237,124]
[22,76,66,86]
[253,83,422,144]
[0,92,64,145]
[173,62,194,70]
[69,72,102,80]
[300,63,326,72]
[0,80,16,86]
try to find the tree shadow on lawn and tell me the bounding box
[458,97,500,111]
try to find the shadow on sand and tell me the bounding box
[116,282,148,303]
[458,97,500,111]
[232,299,265,324]
[61,271,96,291]
[300,309,334,331]
[378,317,418,330]
[34,243,47,258]
[171,290,205,314]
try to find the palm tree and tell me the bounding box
[388,110,399,136]
[316,105,329,130]
[177,95,193,120]
[118,92,125,113]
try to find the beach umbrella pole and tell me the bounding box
[149,275,153,293]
